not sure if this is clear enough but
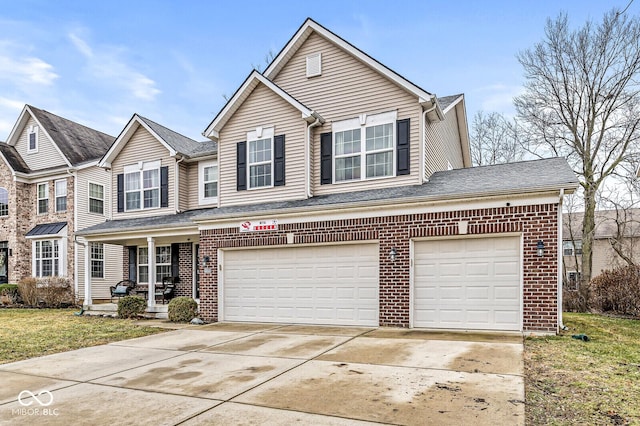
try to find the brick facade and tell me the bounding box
[196,203,560,332]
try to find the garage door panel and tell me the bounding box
[414,236,521,331]
[223,244,379,326]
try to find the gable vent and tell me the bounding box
[306,52,322,77]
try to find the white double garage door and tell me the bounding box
[220,235,522,331]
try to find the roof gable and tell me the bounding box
[203,70,323,140]
[0,143,30,173]
[5,105,115,167]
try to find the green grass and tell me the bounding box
[0,308,166,364]
[525,313,640,425]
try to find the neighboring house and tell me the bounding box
[563,209,640,288]
[78,18,579,333]
[0,105,122,298]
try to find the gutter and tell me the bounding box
[174,155,185,213]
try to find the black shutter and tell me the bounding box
[320,132,332,185]
[117,174,124,212]
[237,141,247,191]
[396,118,410,175]
[171,243,180,279]
[128,246,137,282]
[274,135,285,186]
[160,166,169,207]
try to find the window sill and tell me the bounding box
[332,174,396,185]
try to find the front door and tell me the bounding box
[0,242,8,284]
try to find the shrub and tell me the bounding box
[0,284,20,305]
[18,278,37,306]
[562,287,585,313]
[37,277,74,307]
[168,297,198,322]
[117,296,147,319]
[590,265,640,316]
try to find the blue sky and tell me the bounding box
[0,0,629,141]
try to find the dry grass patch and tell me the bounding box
[0,309,165,364]
[525,313,640,425]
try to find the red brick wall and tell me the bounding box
[176,243,193,297]
[198,203,560,332]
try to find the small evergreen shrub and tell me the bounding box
[168,297,198,322]
[0,284,19,305]
[117,296,147,319]
[18,278,38,306]
[590,265,640,316]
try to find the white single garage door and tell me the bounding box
[413,236,521,331]
[222,244,379,326]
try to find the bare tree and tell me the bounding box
[470,111,523,166]
[514,9,640,309]
[601,178,640,267]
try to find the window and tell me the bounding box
[27,126,38,153]
[0,188,7,216]
[89,183,104,214]
[37,183,48,214]
[306,52,322,77]
[124,161,160,211]
[565,271,581,291]
[199,161,218,204]
[563,240,583,256]
[90,243,104,278]
[34,240,60,277]
[333,111,396,182]
[55,180,67,212]
[249,138,272,188]
[138,246,171,284]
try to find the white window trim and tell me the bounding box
[0,187,8,217]
[124,160,161,212]
[88,181,105,215]
[37,182,49,215]
[247,126,274,190]
[55,179,67,212]
[562,240,583,256]
[90,242,104,279]
[31,237,67,277]
[332,110,397,184]
[138,245,171,284]
[198,160,218,205]
[27,125,39,154]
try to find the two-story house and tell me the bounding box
[0,105,122,298]
[78,18,578,333]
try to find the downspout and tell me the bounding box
[306,117,322,198]
[422,101,437,182]
[175,156,185,213]
[558,188,567,331]
[67,167,78,301]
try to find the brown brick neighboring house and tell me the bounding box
[563,209,640,288]
[77,18,579,333]
[0,105,122,297]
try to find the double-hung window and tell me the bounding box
[34,240,60,277]
[138,246,171,284]
[37,183,49,214]
[90,243,104,278]
[55,180,67,212]
[0,188,8,217]
[199,161,218,204]
[333,111,396,182]
[89,183,104,214]
[562,240,582,256]
[248,127,273,189]
[124,161,160,211]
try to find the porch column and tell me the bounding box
[82,240,92,306]
[147,237,156,308]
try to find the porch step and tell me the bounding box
[83,303,168,319]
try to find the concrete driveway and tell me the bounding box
[0,322,524,425]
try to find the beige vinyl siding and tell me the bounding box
[16,116,67,170]
[111,126,176,219]
[272,32,422,195]
[218,83,307,207]
[186,162,200,209]
[75,166,111,230]
[424,107,463,179]
[77,242,123,301]
[178,161,189,211]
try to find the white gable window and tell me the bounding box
[199,160,218,205]
[247,127,274,189]
[124,160,161,211]
[306,52,322,77]
[333,111,397,182]
[27,126,38,153]
[55,179,67,212]
[37,182,49,214]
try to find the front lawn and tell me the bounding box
[525,313,640,425]
[0,309,165,364]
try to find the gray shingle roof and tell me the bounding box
[138,115,217,158]
[438,94,463,111]
[29,105,115,165]
[77,157,578,237]
[0,143,30,173]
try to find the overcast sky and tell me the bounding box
[0,0,630,141]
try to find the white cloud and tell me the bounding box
[68,31,161,102]
[0,97,25,111]
[0,43,58,86]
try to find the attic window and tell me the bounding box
[27,126,38,153]
[306,52,322,77]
